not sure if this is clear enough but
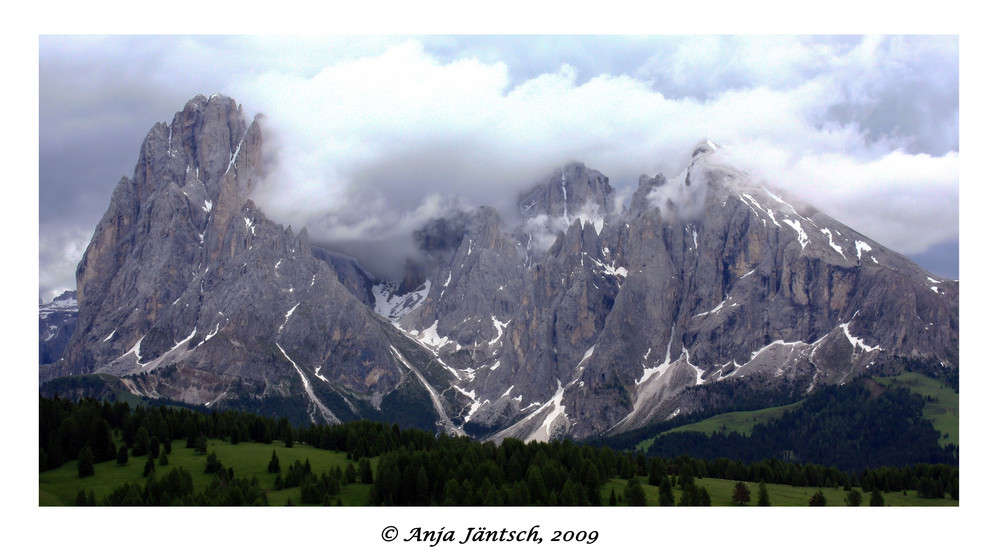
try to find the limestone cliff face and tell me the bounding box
[67,94,261,373]
[52,95,458,430]
[48,97,957,441]
[388,143,958,440]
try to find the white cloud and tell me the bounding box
[39,35,959,286]
[38,228,92,302]
[737,148,960,254]
[234,38,956,279]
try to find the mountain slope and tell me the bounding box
[39,291,78,365]
[380,141,958,440]
[46,95,459,430]
[44,97,957,443]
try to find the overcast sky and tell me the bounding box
[38,34,960,301]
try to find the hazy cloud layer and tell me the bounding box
[39,35,959,299]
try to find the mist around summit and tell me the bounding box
[38,36,956,295]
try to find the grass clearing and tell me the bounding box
[876,372,959,448]
[39,438,376,506]
[636,372,958,452]
[635,401,804,452]
[41,436,957,507]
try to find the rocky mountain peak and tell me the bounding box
[47,99,958,442]
[51,94,474,431]
[690,138,720,160]
[517,162,616,223]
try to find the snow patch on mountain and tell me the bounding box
[840,322,880,353]
[855,240,872,261]
[488,316,509,347]
[783,219,808,249]
[820,228,847,259]
[389,345,463,435]
[276,342,339,425]
[373,280,430,323]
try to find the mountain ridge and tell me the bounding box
[41,95,958,441]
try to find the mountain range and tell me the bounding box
[40,94,959,440]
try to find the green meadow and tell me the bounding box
[39,438,377,506]
[635,401,803,452]
[636,371,958,452]
[42,437,956,506]
[876,372,959,448]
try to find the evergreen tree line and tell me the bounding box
[41,395,957,505]
[40,395,343,472]
[646,378,957,473]
[267,451,373,505]
[868,355,959,392]
[97,459,268,505]
[643,454,957,501]
[369,436,618,505]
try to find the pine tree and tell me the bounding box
[608,489,617,506]
[559,480,577,506]
[869,487,885,506]
[658,480,675,506]
[415,466,430,505]
[625,477,646,506]
[158,449,169,466]
[132,427,150,457]
[268,450,281,474]
[757,481,771,506]
[697,485,712,506]
[808,490,827,506]
[359,458,373,484]
[731,481,751,505]
[77,446,95,478]
[149,435,160,459]
[527,465,547,504]
[204,451,221,473]
[846,489,862,506]
[583,461,602,504]
[143,454,156,477]
[648,458,666,487]
[116,444,129,466]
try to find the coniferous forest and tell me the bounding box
[642,381,957,472]
[40,371,958,506]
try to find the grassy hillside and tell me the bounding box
[635,401,804,452]
[636,371,958,454]
[42,436,956,506]
[876,372,959,448]
[39,438,377,506]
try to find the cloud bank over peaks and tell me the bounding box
[36,36,960,300]
[230,38,955,281]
